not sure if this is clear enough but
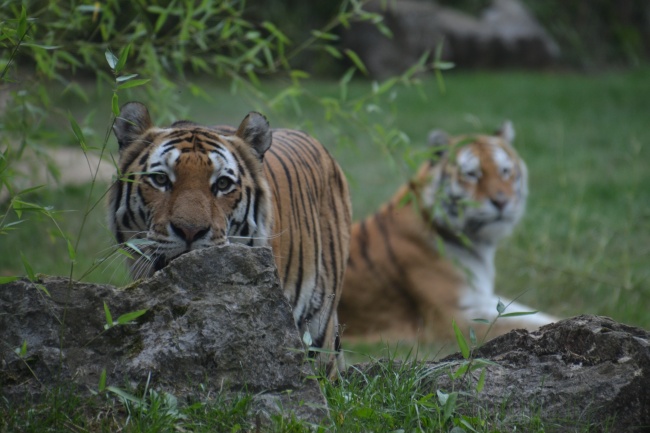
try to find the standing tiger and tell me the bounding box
[338,121,558,343]
[109,102,352,376]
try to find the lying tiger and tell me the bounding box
[109,102,352,376]
[338,121,558,343]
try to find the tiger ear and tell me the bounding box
[427,129,450,161]
[497,120,515,143]
[236,111,272,160]
[113,102,153,151]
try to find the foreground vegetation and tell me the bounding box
[1,355,604,433]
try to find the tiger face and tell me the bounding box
[110,102,273,278]
[423,121,527,244]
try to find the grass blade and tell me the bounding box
[103,302,114,329]
[116,309,148,325]
[452,319,470,359]
[500,311,538,318]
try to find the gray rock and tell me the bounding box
[343,0,560,78]
[0,244,328,425]
[349,315,650,431]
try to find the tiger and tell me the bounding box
[109,102,352,377]
[338,121,558,344]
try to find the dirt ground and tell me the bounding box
[1,146,114,202]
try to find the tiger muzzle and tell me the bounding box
[169,222,210,244]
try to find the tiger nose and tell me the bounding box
[490,196,508,210]
[170,222,210,243]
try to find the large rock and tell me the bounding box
[343,0,560,78]
[349,315,650,431]
[0,245,328,424]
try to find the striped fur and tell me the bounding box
[338,122,558,343]
[109,102,352,376]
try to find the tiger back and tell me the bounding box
[338,122,558,343]
[109,102,352,376]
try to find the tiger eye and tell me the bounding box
[216,177,233,191]
[151,172,169,187]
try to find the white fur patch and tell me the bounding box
[456,148,481,180]
[148,144,180,184]
[491,144,514,179]
[207,148,239,188]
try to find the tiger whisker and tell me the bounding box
[131,254,152,281]
[106,254,131,286]
[227,234,282,242]
[228,229,286,242]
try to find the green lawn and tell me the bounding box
[1,68,648,431]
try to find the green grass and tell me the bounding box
[1,356,604,432]
[1,69,648,431]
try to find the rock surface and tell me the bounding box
[349,315,650,431]
[343,0,560,78]
[0,245,327,424]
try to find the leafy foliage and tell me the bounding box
[0,0,436,283]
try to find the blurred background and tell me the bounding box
[1,0,649,356]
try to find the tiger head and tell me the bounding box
[418,121,528,245]
[109,102,274,278]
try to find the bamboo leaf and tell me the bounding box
[452,319,470,359]
[500,311,538,318]
[262,21,290,44]
[451,362,469,379]
[103,302,114,329]
[476,368,487,393]
[116,309,148,325]
[15,185,45,196]
[0,276,19,284]
[443,391,458,422]
[14,340,27,358]
[107,386,143,404]
[116,73,138,82]
[17,6,28,38]
[112,93,119,116]
[35,283,50,296]
[66,239,76,261]
[21,253,35,282]
[98,368,107,392]
[436,389,448,406]
[373,77,397,96]
[344,49,368,75]
[115,43,131,73]
[20,43,61,50]
[311,30,339,41]
[68,112,87,151]
[117,248,135,260]
[117,78,151,90]
[105,49,117,70]
[469,326,477,346]
[324,45,342,59]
